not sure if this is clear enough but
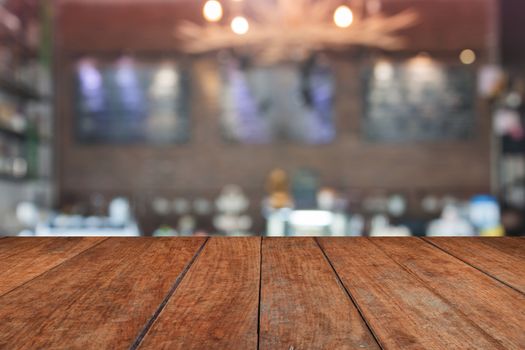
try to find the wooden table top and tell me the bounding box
[0,237,524,349]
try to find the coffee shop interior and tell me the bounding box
[0,0,524,237]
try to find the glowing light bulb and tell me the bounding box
[203,0,223,22]
[460,49,476,65]
[231,16,249,35]
[333,5,353,28]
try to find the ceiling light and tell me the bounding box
[333,5,353,28]
[203,0,223,23]
[231,16,249,35]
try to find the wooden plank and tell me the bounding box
[259,238,380,350]
[137,237,260,350]
[426,237,525,293]
[0,237,105,296]
[373,237,525,349]
[319,237,510,349]
[0,237,205,349]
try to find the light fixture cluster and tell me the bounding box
[177,0,419,63]
[202,0,355,35]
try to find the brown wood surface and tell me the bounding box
[373,237,525,349]
[0,237,524,349]
[318,237,516,349]
[0,237,105,296]
[426,237,525,294]
[0,238,205,350]
[259,237,380,350]
[137,237,261,350]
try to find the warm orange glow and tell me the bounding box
[333,5,354,28]
[203,0,223,23]
[460,49,476,65]
[231,16,249,35]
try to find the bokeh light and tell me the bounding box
[203,0,223,23]
[333,5,354,28]
[231,16,249,35]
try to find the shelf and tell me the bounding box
[0,172,50,182]
[0,173,28,182]
[0,76,44,101]
[0,126,26,139]
[0,127,54,142]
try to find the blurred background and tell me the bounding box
[0,0,524,237]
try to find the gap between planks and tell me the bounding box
[129,238,210,350]
[313,237,385,350]
[365,238,508,347]
[0,237,109,298]
[256,237,263,350]
[421,237,525,296]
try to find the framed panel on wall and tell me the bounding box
[363,58,476,142]
[220,56,335,144]
[74,56,190,144]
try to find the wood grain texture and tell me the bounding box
[0,237,523,349]
[0,238,205,350]
[0,237,105,296]
[426,237,525,293]
[318,238,510,349]
[259,237,380,350]
[138,237,260,350]
[373,237,525,349]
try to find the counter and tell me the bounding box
[0,237,524,349]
